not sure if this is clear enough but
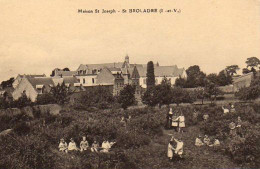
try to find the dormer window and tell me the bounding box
[36,84,44,94]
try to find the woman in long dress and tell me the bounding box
[172,110,179,132]
[167,141,174,160]
[176,111,185,133]
[173,138,184,158]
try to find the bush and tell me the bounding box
[36,93,56,105]
[0,134,54,169]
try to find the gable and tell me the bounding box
[96,68,115,84]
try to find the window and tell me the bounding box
[92,78,95,84]
[83,78,85,84]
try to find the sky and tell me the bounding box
[0,0,260,82]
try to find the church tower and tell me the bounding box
[123,55,130,68]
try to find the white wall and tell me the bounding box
[139,76,178,88]
[12,78,38,102]
[76,75,97,86]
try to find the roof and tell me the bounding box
[52,77,79,86]
[84,62,124,69]
[27,77,55,88]
[18,74,46,78]
[63,77,79,84]
[136,65,184,77]
[108,67,122,71]
[55,70,77,77]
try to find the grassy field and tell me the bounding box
[0,102,259,169]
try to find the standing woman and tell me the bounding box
[167,141,174,160]
[172,108,179,132]
[177,110,185,133]
[167,107,173,129]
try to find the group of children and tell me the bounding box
[195,135,220,147]
[58,136,116,153]
[167,136,184,160]
[166,108,185,132]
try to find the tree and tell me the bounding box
[246,57,260,70]
[76,85,115,109]
[171,87,195,106]
[175,76,186,88]
[1,77,14,89]
[63,68,70,71]
[154,78,173,108]
[235,76,260,101]
[118,84,136,109]
[146,61,155,89]
[142,87,158,107]
[207,73,219,85]
[50,82,70,104]
[11,94,32,108]
[217,70,232,86]
[226,65,240,76]
[36,93,56,105]
[204,82,223,103]
[194,87,208,105]
[185,65,207,88]
[242,68,251,74]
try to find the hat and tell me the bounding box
[60,138,65,141]
[70,138,74,141]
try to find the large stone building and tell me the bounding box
[76,55,187,89]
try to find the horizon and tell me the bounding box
[1,0,260,82]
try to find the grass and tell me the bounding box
[0,102,259,169]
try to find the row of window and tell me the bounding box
[82,78,95,84]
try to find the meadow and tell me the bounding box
[0,102,259,169]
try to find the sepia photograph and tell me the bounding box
[0,0,260,168]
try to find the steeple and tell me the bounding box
[123,54,130,68]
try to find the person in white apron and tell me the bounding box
[173,138,184,158]
[167,141,174,160]
[176,111,185,133]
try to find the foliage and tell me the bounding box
[36,93,56,105]
[217,70,232,86]
[50,82,70,104]
[235,76,260,101]
[246,57,260,70]
[242,68,251,74]
[206,73,219,84]
[204,82,223,103]
[185,65,207,88]
[146,61,155,89]
[154,78,173,107]
[0,77,14,89]
[171,87,196,105]
[141,87,158,107]
[75,85,115,110]
[225,65,239,76]
[118,84,136,109]
[174,76,186,88]
[11,94,33,108]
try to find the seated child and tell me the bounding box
[80,136,89,152]
[59,138,68,153]
[91,140,99,152]
[68,138,79,151]
[203,135,210,146]
[195,135,204,146]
